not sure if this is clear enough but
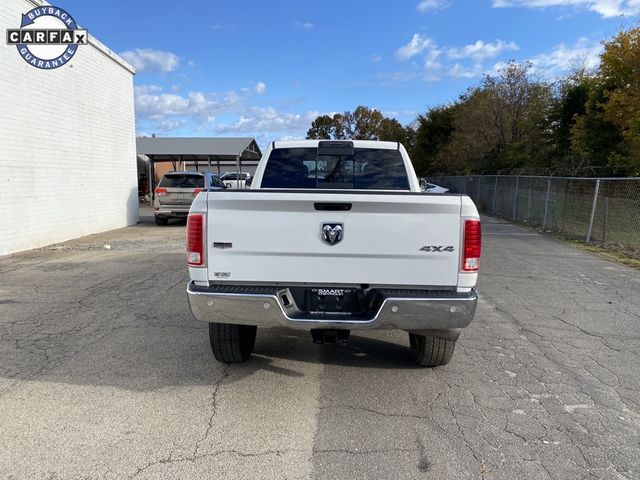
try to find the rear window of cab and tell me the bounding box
[260,148,410,190]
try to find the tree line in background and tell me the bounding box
[306,27,640,177]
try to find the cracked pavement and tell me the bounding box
[0,210,639,479]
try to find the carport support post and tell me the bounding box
[491,177,498,216]
[147,158,153,200]
[235,155,241,189]
[149,156,155,203]
[586,179,600,243]
[512,176,519,220]
[542,178,551,231]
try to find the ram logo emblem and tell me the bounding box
[321,223,344,246]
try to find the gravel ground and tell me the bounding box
[0,207,638,479]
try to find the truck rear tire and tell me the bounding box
[155,215,168,225]
[409,333,455,367]
[209,323,257,363]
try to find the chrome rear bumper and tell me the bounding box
[187,282,477,331]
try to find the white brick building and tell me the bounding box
[0,0,137,256]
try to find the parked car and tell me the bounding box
[186,140,481,367]
[153,171,224,225]
[220,172,251,189]
[419,178,450,193]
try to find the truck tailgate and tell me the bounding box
[205,191,462,287]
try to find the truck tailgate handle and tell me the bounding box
[314,202,352,211]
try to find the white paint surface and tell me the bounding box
[0,0,137,256]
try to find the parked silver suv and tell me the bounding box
[153,171,224,225]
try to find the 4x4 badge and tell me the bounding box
[420,246,455,252]
[321,223,344,245]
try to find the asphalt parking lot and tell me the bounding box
[1,207,639,479]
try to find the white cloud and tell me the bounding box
[133,84,322,140]
[216,107,320,134]
[134,88,242,120]
[371,54,382,62]
[134,85,163,95]
[382,109,419,119]
[395,34,436,60]
[120,48,180,73]
[492,0,640,18]
[449,63,484,78]
[424,47,444,70]
[529,37,603,77]
[448,40,519,61]
[393,35,518,81]
[417,0,453,13]
[157,119,185,132]
[294,21,315,29]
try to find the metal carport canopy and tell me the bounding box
[136,137,261,160]
[136,136,262,195]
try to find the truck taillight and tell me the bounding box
[155,187,168,196]
[193,188,202,196]
[462,219,481,272]
[186,214,205,267]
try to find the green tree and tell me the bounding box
[346,106,384,139]
[306,114,346,139]
[410,105,458,175]
[569,84,622,173]
[306,106,409,144]
[534,71,593,175]
[598,27,640,172]
[554,74,591,154]
[439,62,553,174]
[379,117,410,144]
[568,27,640,175]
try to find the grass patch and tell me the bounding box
[570,241,640,269]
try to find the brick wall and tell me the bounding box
[0,0,137,256]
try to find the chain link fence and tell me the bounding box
[428,175,640,251]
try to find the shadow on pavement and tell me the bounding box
[254,328,416,370]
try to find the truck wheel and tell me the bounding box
[209,323,257,363]
[409,333,455,367]
[155,215,168,225]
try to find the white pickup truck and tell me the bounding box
[186,140,481,367]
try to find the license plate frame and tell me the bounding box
[306,288,356,315]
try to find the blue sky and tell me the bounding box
[54,0,637,146]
